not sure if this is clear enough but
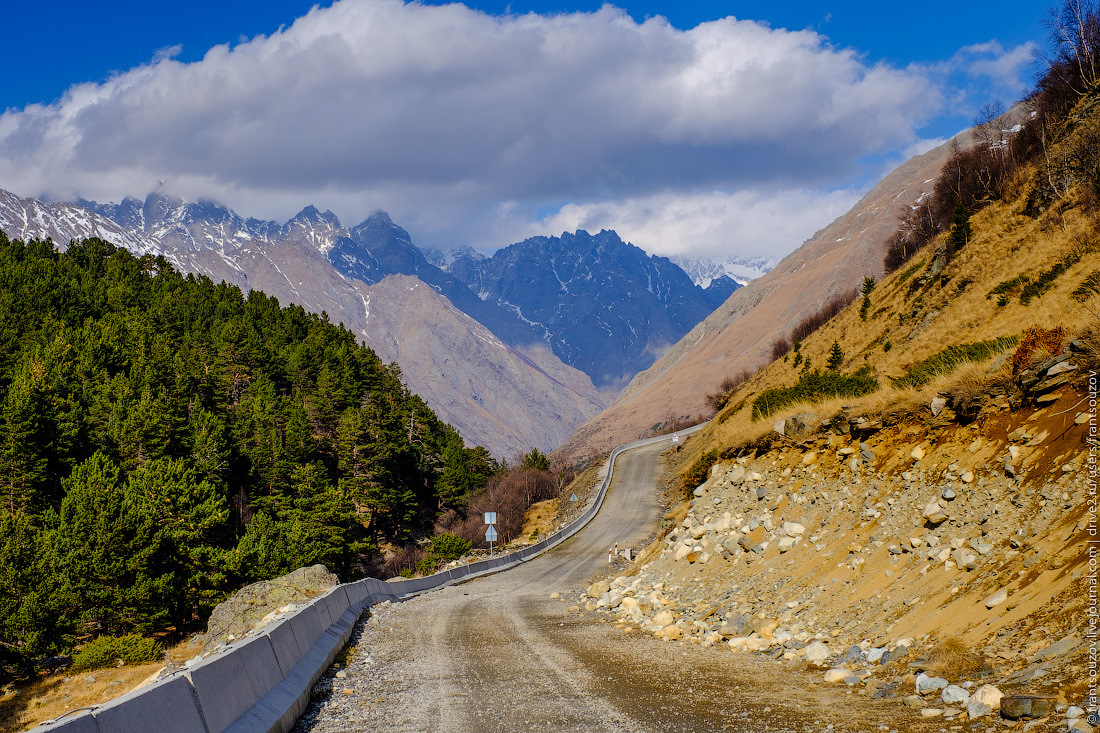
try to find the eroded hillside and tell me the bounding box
[575,84,1100,727]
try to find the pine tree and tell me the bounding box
[55,453,178,634]
[827,341,845,371]
[946,204,972,257]
[126,457,232,623]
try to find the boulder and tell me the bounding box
[749,617,779,638]
[1001,695,1057,720]
[201,564,338,652]
[782,412,818,439]
[984,589,1008,608]
[652,610,676,627]
[803,641,830,666]
[588,581,611,598]
[655,625,682,641]
[781,522,807,536]
[967,701,993,719]
[824,668,853,683]
[916,674,949,694]
[942,685,970,704]
[923,501,948,525]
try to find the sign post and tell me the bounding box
[484,512,497,556]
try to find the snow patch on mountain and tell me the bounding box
[668,255,776,287]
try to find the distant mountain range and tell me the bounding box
[0,189,759,455]
[669,255,776,288]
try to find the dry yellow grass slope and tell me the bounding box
[590,96,1100,720]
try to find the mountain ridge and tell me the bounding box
[0,190,608,457]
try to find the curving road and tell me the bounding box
[294,441,892,733]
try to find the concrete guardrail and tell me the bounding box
[33,423,705,733]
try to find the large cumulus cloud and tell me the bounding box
[0,0,995,256]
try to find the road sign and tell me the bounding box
[485,525,498,542]
[484,512,497,525]
[672,434,679,443]
[569,493,577,502]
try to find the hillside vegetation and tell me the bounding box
[0,236,506,683]
[615,11,1099,718]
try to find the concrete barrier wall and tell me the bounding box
[31,424,704,733]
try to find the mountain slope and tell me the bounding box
[448,229,723,389]
[557,133,969,458]
[0,190,607,457]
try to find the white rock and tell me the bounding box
[782,522,806,535]
[967,701,992,719]
[652,609,675,627]
[823,668,853,683]
[984,589,1008,608]
[777,537,797,553]
[942,685,969,704]
[803,640,830,666]
[911,445,925,460]
[971,684,1003,709]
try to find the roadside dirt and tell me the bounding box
[293,442,946,733]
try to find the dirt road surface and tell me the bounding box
[294,443,930,733]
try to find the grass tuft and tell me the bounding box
[890,336,1018,389]
[925,637,988,679]
[752,367,879,421]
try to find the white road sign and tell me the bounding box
[484,512,497,525]
[485,525,498,542]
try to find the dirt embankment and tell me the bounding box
[584,375,1093,727]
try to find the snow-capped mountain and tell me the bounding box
[0,189,606,456]
[668,255,776,287]
[421,245,487,270]
[0,187,734,443]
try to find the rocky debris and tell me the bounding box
[201,564,339,652]
[577,374,1089,727]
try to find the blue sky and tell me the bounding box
[1,0,1049,258]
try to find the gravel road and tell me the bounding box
[294,442,904,733]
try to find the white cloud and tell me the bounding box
[0,0,943,256]
[955,41,1039,90]
[527,188,863,260]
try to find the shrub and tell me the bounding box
[770,335,792,360]
[1073,270,1100,301]
[789,289,859,344]
[439,468,557,549]
[427,532,472,564]
[1018,244,1094,304]
[926,637,987,679]
[704,370,753,412]
[378,544,427,580]
[891,337,1019,389]
[751,367,879,420]
[70,634,162,672]
[1012,326,1067,374]
[894,259,925,285]
[988,274,1030,301]
[680,450,719,493]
